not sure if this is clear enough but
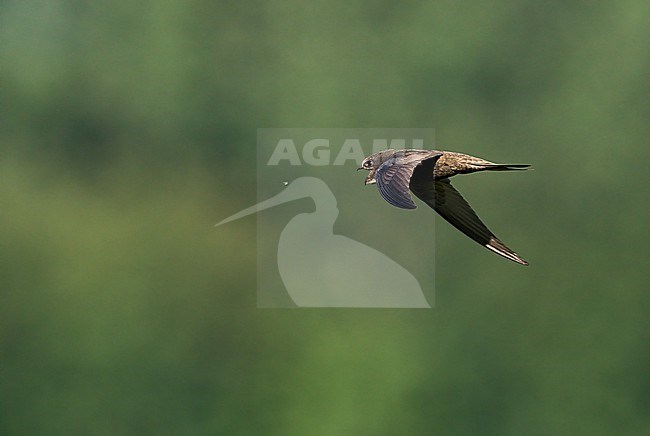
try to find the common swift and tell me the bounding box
[358,149,530,266]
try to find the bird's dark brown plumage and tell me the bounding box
[358,149,530,266]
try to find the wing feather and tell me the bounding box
[411,178,529,265]
[375,151,442,209]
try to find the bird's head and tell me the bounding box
[357,149,398,185]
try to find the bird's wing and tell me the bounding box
[375,151,442,209]
[410,178,529,265]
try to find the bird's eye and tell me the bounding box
[363,161,372,168]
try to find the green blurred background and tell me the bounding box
[1,1,647,434]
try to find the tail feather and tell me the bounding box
[482,164,530,171]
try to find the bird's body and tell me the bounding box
[358,149,530,265]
